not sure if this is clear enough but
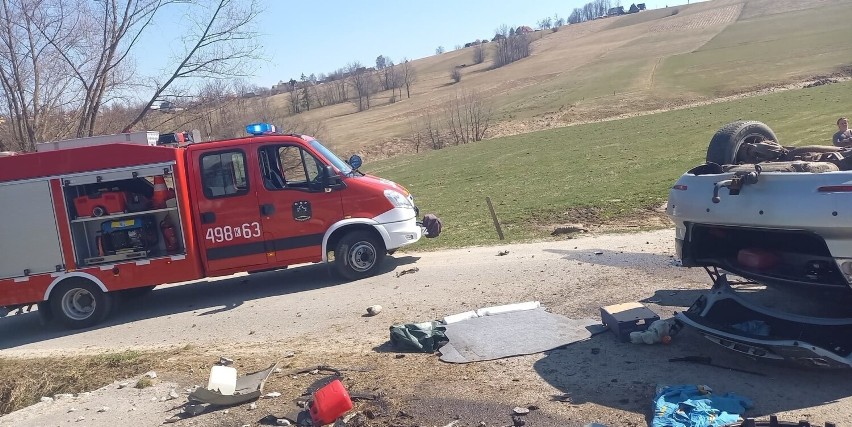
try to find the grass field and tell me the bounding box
[656,3,852,96]
[367,80,852,250]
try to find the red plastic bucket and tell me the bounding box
[309,379,353,425]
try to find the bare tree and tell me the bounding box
[443,90,492,145]
[473,42,485,64]
[450,68,462,83]
[568,8,583,23]
[0,0,79,150]
[493,28,532,68]
[401,58,416,99]
[346,61,375,111]
[124,0,261,131]
[435,46,445,55]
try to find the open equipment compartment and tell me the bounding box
[61,162,188,266]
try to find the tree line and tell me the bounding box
[0,0,260,152]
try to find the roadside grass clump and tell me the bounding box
[0,350,164,416]
[369,80,852,250]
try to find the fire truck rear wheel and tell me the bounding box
[49,279,113,329]
[334,231,386,280]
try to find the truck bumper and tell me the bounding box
[377,217,422,250]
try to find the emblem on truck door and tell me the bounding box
[292,201,311,221]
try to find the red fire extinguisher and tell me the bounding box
[160,214,179,254]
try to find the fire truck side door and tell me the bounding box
[256,144,344,263]
[190,146,268,273]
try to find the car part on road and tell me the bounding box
[726,416,836,427]
[675,274,852,369]
[668,355,765,376]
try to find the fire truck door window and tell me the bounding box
[276,145,322,190]
[200,151,248,198]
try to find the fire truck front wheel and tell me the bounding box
[49,279,113,329]
[334,230,386,280]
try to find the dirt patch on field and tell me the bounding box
[649,4,742,34]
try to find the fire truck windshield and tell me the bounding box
[309,139,353,175]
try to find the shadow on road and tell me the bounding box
[0,255,419,350]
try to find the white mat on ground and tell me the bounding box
[438,302,603,363]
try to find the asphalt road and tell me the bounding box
[2,229,851,426]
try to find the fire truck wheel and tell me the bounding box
[49,279,113,329]
[92,206,107,217]
[334,231,386,280]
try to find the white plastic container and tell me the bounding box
[207,366,237,395]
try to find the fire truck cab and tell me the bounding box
[0,124,431,329]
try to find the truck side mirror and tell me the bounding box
[322,165,342,189]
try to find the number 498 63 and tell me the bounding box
[206,222,261,243]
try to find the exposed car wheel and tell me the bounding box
[706,120,778,165]
[334,231,386,280]
[49,279,113,329]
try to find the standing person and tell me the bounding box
[834,117,852,147]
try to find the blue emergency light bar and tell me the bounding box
[246,123,277,135]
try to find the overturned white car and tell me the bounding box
[667,120,852,369]
[669,120,852,291]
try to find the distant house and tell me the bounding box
[608,6,625,15]
[515,26,533,34]
[638,3,646,10]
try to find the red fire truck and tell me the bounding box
[0,123,436,329]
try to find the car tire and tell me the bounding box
[334,231,386,281]
[706,120,778,165]
[49,278,113,329]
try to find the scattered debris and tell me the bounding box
[277,419,292,426]
[218,356,234,366]
[396,267,419,277]
[552,393,573,403]
[512,415,526,426]
[284,352,295,358]
[249,402,257,410]
[184,404,206,416]
[805,78,838,88]
[54,393,74,400]
[40,397,53,403]
[188,363,278,406]
[117,382,128,389]
[165,389,180,400]
[551,224,588,236]
[97,406,109,413]
[67,408,77,413]
[310,379,354,426]
[366,305,383,316]
[394,354,405,359]
[442,420,460,427]
[144,371,157,379]
[263,392,282,399]
[513,406,530,415]
[75,416,85,422]
[594,251,603,255]
[497,250,510,256]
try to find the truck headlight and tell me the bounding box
[384,190,413,209]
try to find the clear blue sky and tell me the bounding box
[137,0,690,90]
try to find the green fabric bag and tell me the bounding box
[389,321,447,353]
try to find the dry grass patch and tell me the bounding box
[0,350,167,416]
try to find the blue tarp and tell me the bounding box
[653,385,752,427]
